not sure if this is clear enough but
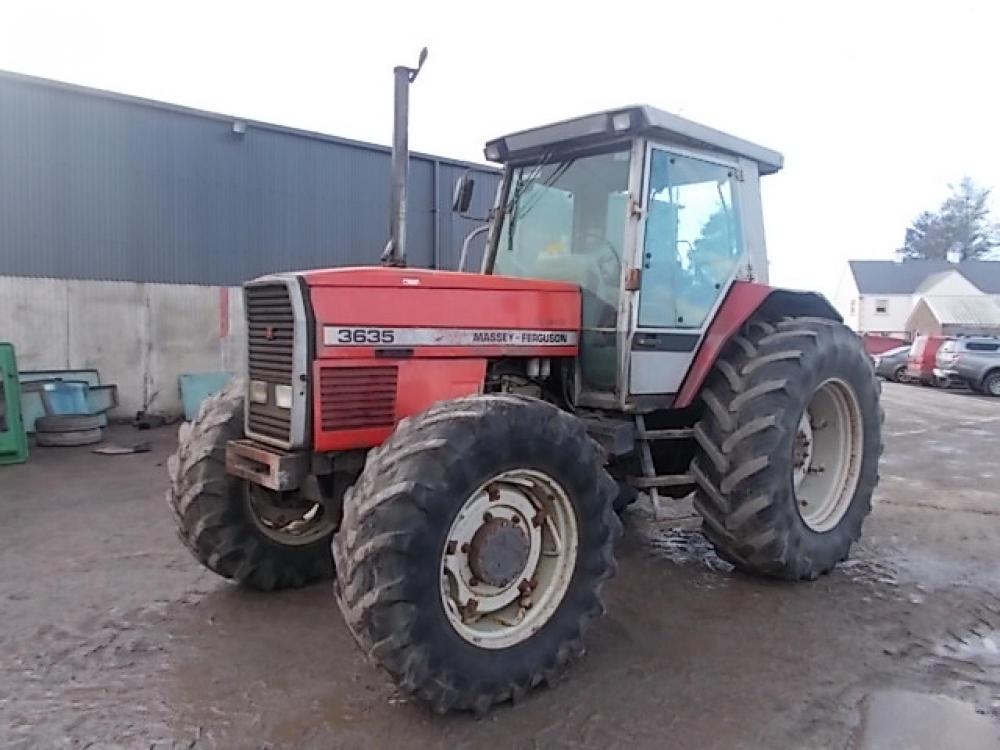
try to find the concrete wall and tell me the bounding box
[0,275,245,417]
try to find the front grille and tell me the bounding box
[245,283,294,442]
[320,366,398,431]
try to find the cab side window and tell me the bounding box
[638,150,743,329]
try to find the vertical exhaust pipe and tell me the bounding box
[381,47,428,268]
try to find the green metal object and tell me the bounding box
[0,343,29,465]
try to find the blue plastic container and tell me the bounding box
[179,372,233,421]
[42,382,90,415]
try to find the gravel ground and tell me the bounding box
[1,382,998,749]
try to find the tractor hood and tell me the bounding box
[300,265,578,293]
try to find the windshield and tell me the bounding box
[493,148,630,391]
[494,148,630,329]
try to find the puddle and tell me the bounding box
[640,527,734,574]
[852,690,999,750]
[935,629,1000,670]
[837,557,899,587]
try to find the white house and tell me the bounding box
[833,259,1000,339]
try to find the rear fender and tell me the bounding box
[673,282,841,408]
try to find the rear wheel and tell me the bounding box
[892,365,910,383]
[691,316,882,580]
[982,372,1000,397]
[167,380,335,590]
[333,395,620,713]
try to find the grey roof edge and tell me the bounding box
[0,68,498,175]
[848,258,1000,295]
[487,104,784,174]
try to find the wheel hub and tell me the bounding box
[245,483,336,546]
[440,469,578,650]
[793,378,863,533]
[468,517,530,588]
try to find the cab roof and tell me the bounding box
[485,105,784,175]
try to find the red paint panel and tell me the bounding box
[862,334,909,356]
[218,287,230,338]
[302,266,578,292]
[308,272,581,360]
[318,366,398,431]
[309,285,580,330]
[674,282,772,408]
[312,358,487,452]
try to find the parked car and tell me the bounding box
[907,335,950,385]
[934,337,1000,395]
[873,345,912,382]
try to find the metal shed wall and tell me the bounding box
[0,71,499,285]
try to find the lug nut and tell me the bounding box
[461,543,470,553]
[483,511,493,522]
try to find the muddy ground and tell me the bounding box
[1,382,998,749]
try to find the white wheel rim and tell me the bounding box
[989,378,1000,396]
[793,378,864,533]
[440,469,578,650]
[244,484,337,546]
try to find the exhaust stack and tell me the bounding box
[381,47,428,268]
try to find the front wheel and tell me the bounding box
[166,379,335,590]
[691,316,882,580]
[333,395,620,713]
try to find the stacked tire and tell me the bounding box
[34,414,104,447]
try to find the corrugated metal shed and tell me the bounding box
[0,71,499,285]
[913,296,1000,327]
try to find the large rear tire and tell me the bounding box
[691,316,882,580]
[333,395,620,713]
[166,379,335,590]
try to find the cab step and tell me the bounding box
[628,415,696,518]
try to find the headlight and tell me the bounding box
[274,384,293,410]
[250,380,268,404]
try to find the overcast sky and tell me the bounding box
[2,0,998,298]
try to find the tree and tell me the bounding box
[899,178,1000,260]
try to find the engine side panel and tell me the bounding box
[310,285,580,360]
[312,358,488,452]
[304,267,581,451]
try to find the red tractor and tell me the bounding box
[168,53,881,713]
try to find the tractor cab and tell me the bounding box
[475,106,783,411]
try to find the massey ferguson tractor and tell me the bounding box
[168,52,881,713]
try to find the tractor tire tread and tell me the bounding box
[333,395,620,714]
[166,378,334,591]
[692,315,882,580]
